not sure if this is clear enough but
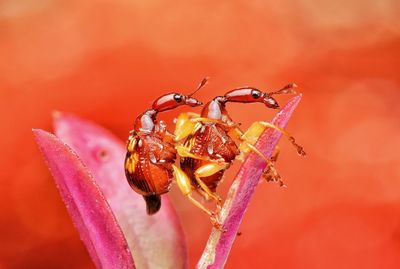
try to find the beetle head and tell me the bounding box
[223,83,297,109]
[152,93,202,113]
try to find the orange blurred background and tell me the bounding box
[1,1,400,268]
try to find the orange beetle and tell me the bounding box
[125,90,202,214]
[172,84,305,226]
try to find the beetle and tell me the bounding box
[124,82,205,215]
[172,83,306,225]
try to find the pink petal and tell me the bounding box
[53,112,187,269]
[197,95,302,269]
[33,129,135,269]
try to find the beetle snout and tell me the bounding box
[263,96,280,109]
[185,97,203,107]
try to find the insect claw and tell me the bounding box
[262,165,287,188]
[210,212,225,231]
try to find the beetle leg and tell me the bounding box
[242,141,286,187]
[176,144,208,161]
[233,121,305,156]
[227,126,243,140]
[271,145,280,163]
[257,146,279,186]
[254,121,306,156]
[187,195,223,230]
[186,112,201,118]
[195,188,213,201]
[190,117,240,129]
[194,162,229,206]
[176,145,219,162]
[172,165,223,229]
[174,112,201,141]
[190,117,222,124]
[230,125,285,186]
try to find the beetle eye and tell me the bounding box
[251,90,261,99]
[174,94,183,103]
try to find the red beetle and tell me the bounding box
[124,86,203,215]
[172,84,305,226]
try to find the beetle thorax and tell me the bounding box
[207,100,222,120]
[134,110,156,134]
[141,114,154,132]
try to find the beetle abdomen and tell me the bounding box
[126,153,173,195]
[125,135,175,196]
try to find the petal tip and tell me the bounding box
[32,128,54,144]
[32,128,41,134]
[292,94,302,103]
[33,127,136,269]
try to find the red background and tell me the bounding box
[1,1,400,268]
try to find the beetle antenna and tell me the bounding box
[189,77,209,97]
[271,83,297,96]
